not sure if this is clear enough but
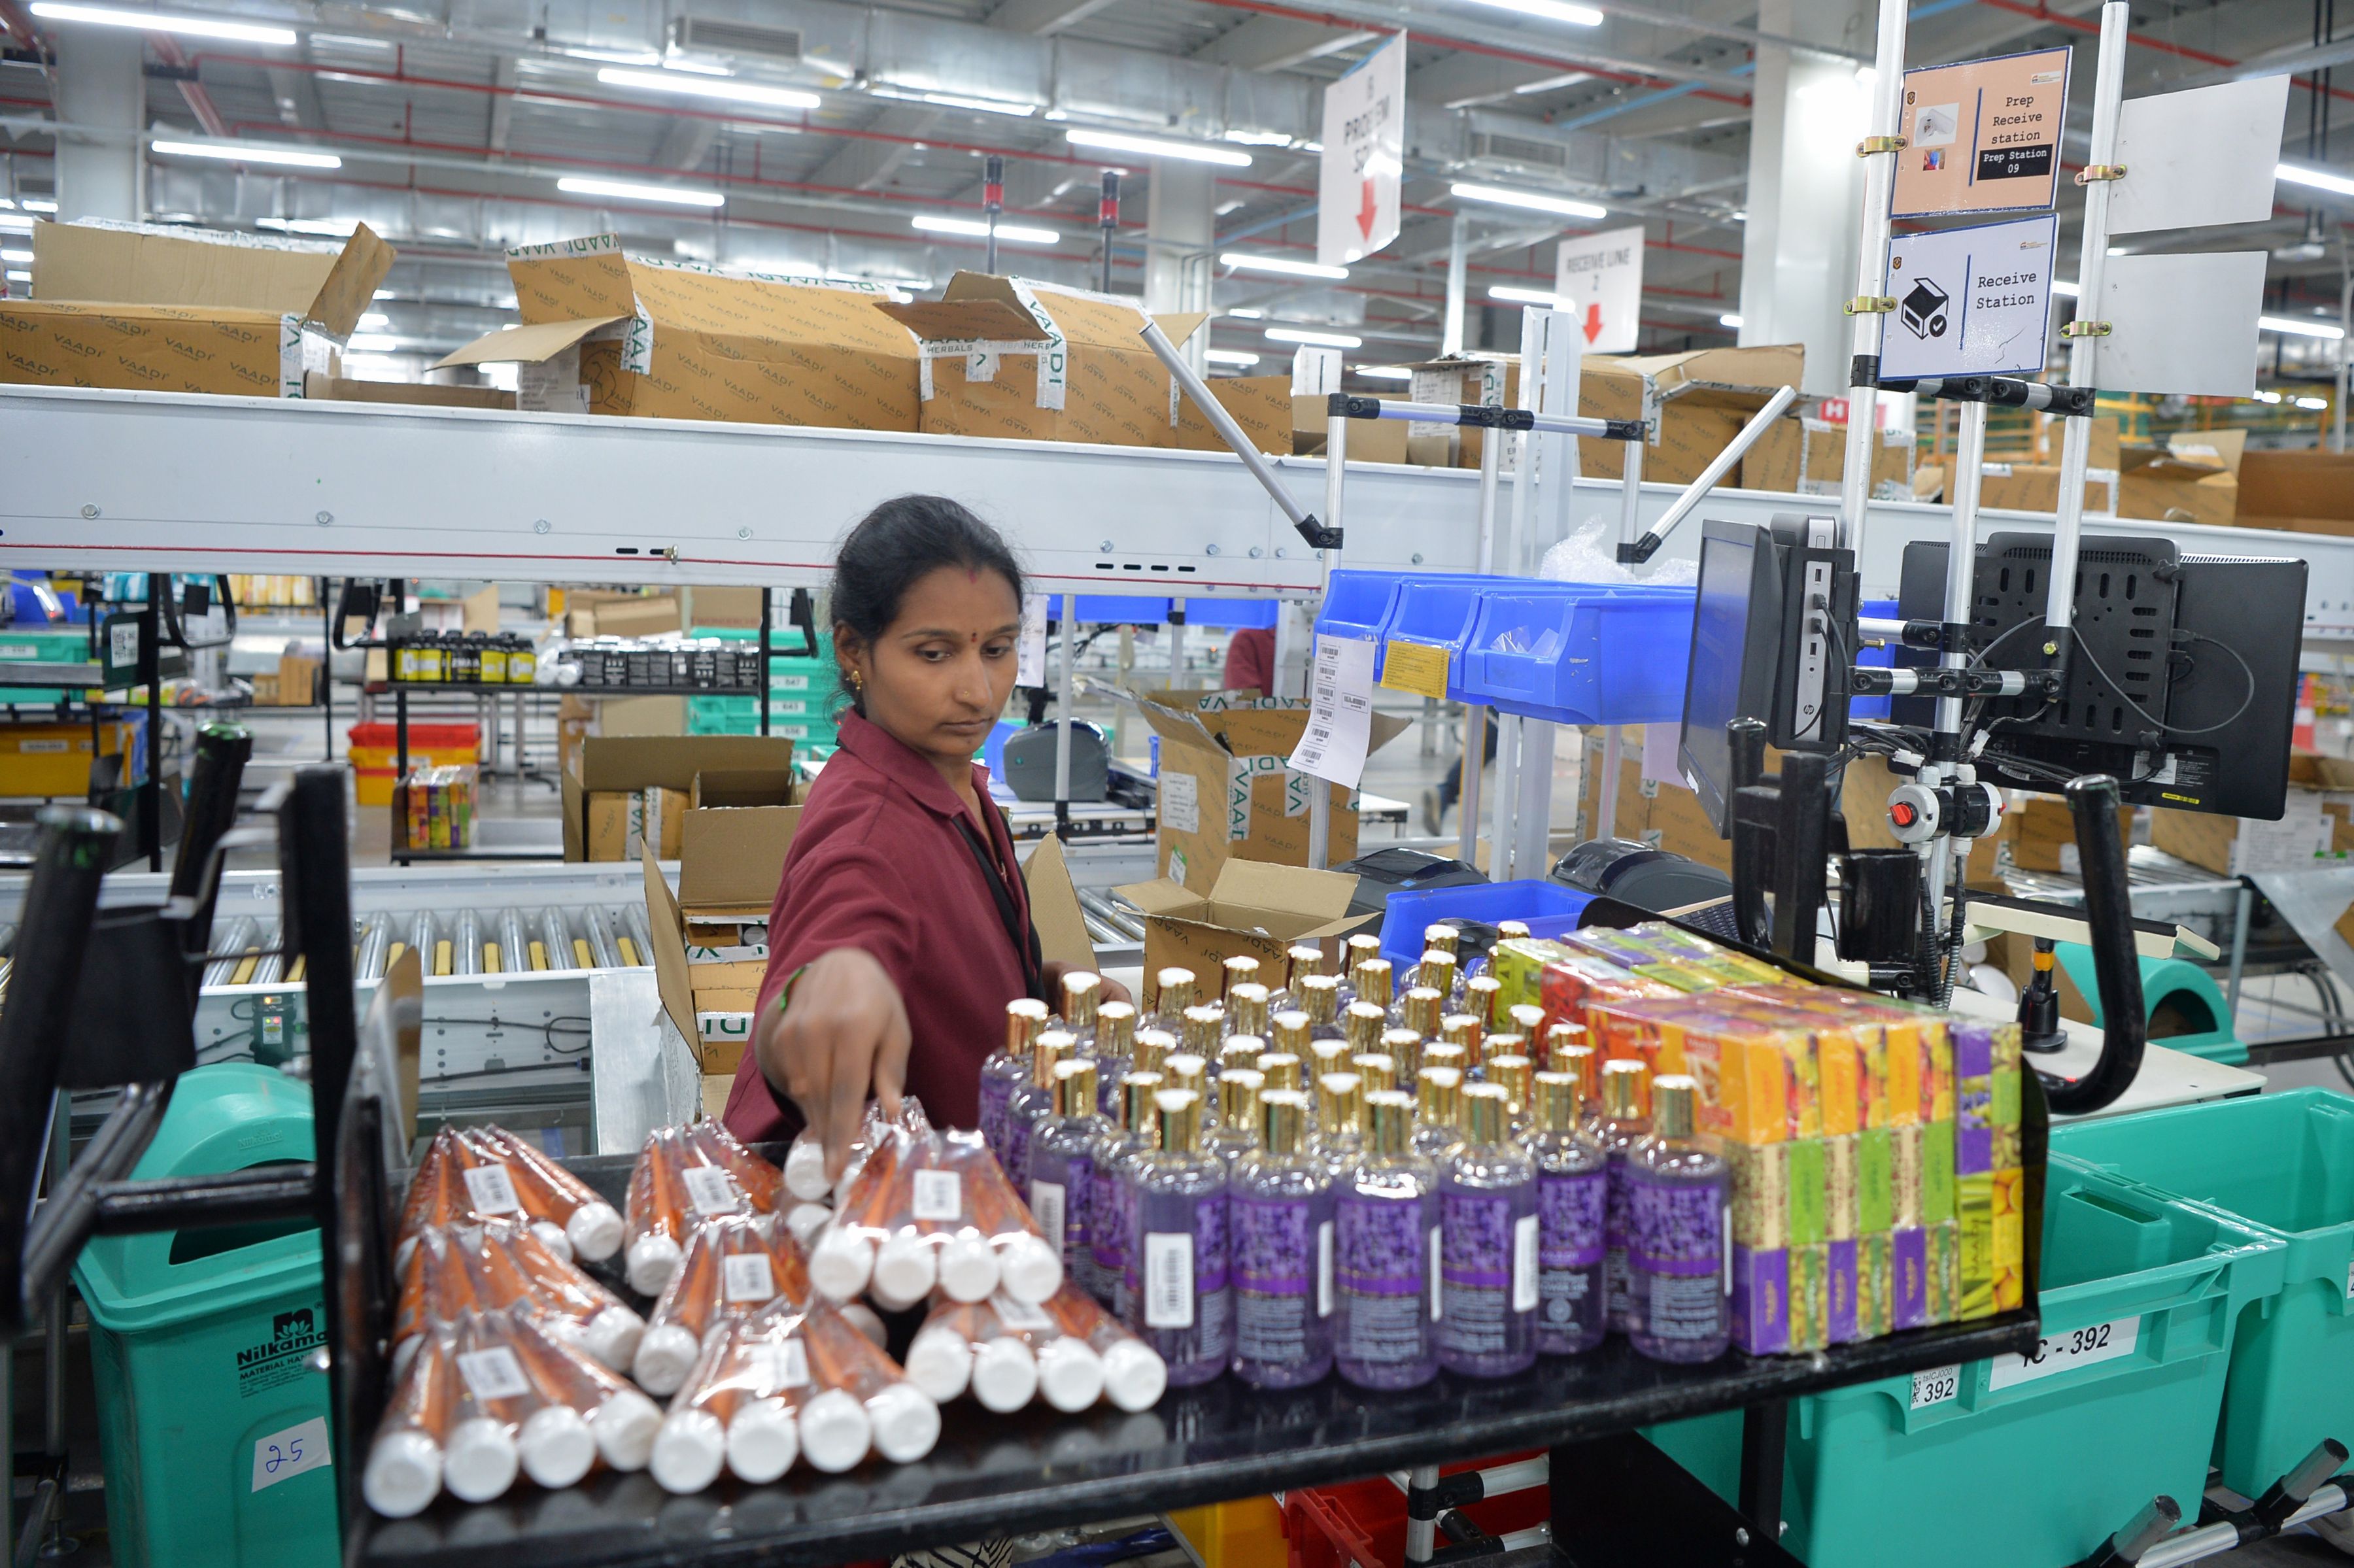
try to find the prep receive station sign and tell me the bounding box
[1890,48,2070,218]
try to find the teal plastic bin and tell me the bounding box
[73,1065,336,1568]
[1649,1156,2283,1568]
[2053,1089,2354,1493]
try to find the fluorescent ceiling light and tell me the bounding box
[2260,315,2347,340]
[1450,180,1607,219]
[2106,246,2126,256]
[256,215,360,236]
[29,3,296,44]
[20,199,56,213]
[1225,307,1264,318]
[0,250,30,264]
[155,139,341,169]
[2296,396,2332,410]
[345,333,399,352]
[1205,349,1261,366]
[1514,71,1592,94]
[356,311,388,329]
[1719,313,1742,328]
[2252,389,2283,403]
[597,67,818,110]
[556,176,725,208]
[1355,365,1412,380]
[1457,0,1605,24]
[919,92,1036,117]
[1221,251,1348,280]
[1266,326,1361,349]
[4,271,27,283]
[1489,284,1562,306]
[2277,162,2354,198]
[0,215,33,233]
[912,214,1059,245]
[1066,128,1252,167]
[2053,279,2079,296]
[373,288,394,299]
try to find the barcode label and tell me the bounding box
[462,1164,522,1216]
[1030,1180,1066,1255]
[751,1339,810,1390]
[1145,1233,1195,1328]
[1317,1220,1335,1319]
[997,1296,1053,1331]
[723,1252,777,1303]
[911,1169,963,1222]
[109,621,139,669]
[1512,1214,1539,1313]
[683,1165,742,1216]
[1911,1365,1960,1408]
[1428,1226,1443,1320]
[456,1346,530,1401]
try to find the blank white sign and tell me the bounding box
[2092,251,2267,396]
[2108,75,2291,235]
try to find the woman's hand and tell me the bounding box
[757,947,912,1183]
[1043,962,1134,1014]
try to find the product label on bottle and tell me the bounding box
[455,1346,529,1401]
[462,1163,522,1216]
[1031,1179,1067,1255]
[723,1252,777,1304]
[683,1165,742,1216]
[1233,1195,1315,1365]
[749,1339,810,1391]
[1629,1174,1728,1343]
[1604,1149,1634,1324]
[1145,1233,1195,1328]
[978,1074,1013,1161]
[1318,1219,1335,1319]
[1337,1193,1431,1365]
[1195,1195,1233,1362]
[996,1295,1054,1331]
[1089,1162,1125,1275]
[1513,1214,1539,1313]
[1439,1191,1532,1355]
[911,1168,963,1223]
[1004,1116,1033,1190]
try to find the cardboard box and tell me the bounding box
[1024,832,1101,975]
[1112,861,1378,1012]
[1573,724,1729,874]
[2117,430,2243,529]
[1401,354,1517,468]
[2153,786,2351,879]
[879,272,1206,450]
[642,764,802,1072]
[2009,794,2133,874]
[437,234,923,430]
[565,734,796,861]
[686,586,766,629]
[1136,688,1408,892]
[1578,345,1805,485]
[1176,373,1293,455]
[1294,394,1411,464]
[702,1073,735,1122]
[271,653,319,707]
[1739,415,1916,500]
[584,790,633,862]
[301,373,515,409]
[586,596,682,639]
[1,301,329,398]
[1926,462,2119,516]
[2238,449,2354,536]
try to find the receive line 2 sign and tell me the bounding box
[1554,224,1645,354]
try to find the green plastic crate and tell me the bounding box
[73,1065,335,1568]
[0,625,98,706]
[1650,1157,2283,1568]
[2053,1089,2354,1493]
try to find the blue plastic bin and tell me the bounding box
[1180,598,1280,629]
[1074,596,1172,624]
[1314,570,1412,651]
[1375,879,1594,966]
[1457,585,1696,727]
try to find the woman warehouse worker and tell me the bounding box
[723,495,1129,1177]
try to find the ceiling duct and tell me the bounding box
[1469,129,1572,177]
[672,16,806,64]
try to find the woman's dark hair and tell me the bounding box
[829,495,1024,715]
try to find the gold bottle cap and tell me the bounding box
[1423,923,1461,958]
[1382,1027,1424,1082]
[1120,1071,1165,1131]
[1163,1051,1207,1094]
[1366,1090,1414,1156]
[1299,974,1341,1025]
[1053,1058,1099,1117]
[1258,1051,1303,1092]
[1350,1051,1397,1095]
[1543,1021,1590,1074]
[1533,1070,1580,1134]
[1344,1000,1386,1051]
[1097,1000,1138,1055]
[1654,1073,1698,1140]
[1316,1071,1365,1133]
[1464,1082,1511,1146]
[1352,957,1394,1009]
[1154,1089,1201,1155]
[1441,1013,1482,1052]
[1488,1053,1534,1116]
[1260,1090,1310,1156]
[1508,1003,1544,1038]
[1602,1058,1649,1119]
[1419,951,1458,1000]
[1220,1036,1265,1073]
[1556,1042,1597,1106]
[1228,982,1271,1037]
[1155,968,1197,1015]
[1308,1039,1350,1080]
[1466,974,1504,1029]
[1270,1012,1312,1055]
[1497,919,1531,942]
[1062,970,1102,1028]
[1221,955,1261,996]
[1346,932,1384,968]
[1133,1027,1176,1078]
[1005,998,1051,1055]
[1485,1032,1526,1065]
[1416,1066,1463,1131]
[1403,985,1444,1038]
[1182,1003,1225,1055]
[1286,944,1327,987]
[1420,1042,1469,1076]
[1218,1070,1265,1142]
[1034,1029,1077,1088]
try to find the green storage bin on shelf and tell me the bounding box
[1648,1156,2283,1568]
[0,624,101,706]
[2052,1089,2354,1494]
[73,1065,333,1568]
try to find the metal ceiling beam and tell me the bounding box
[485,56,516,156]
[985,0,1121,35]
[1191,14,1374,71]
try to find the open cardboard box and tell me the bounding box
[566,734,797,862]
[1577,344,1805,485]
[1175,373,1295,456]
[2117,429,2243,530]
[1114,861,1376,1012]
[2238,449,2354,537]
[1739,415,1914,499]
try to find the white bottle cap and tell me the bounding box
[725,1397,798,1484]
[649,1408,726,1496]
[936,1233,1000,1303]
[866,1382,942,1463]
[1101,1339,1168,1412]
[442,1416,520,1503]
[995,1232,1063,1304]
[871,1231,940,1306]
[840,1301,888,1349]
[809,1227,876,1302]
[969,1338,1038,1413]
[362,1429,442,1518]
[624,1231,683,1297]
[590,1389,662,1473]
[583,1305,645,1373]
[566,1202,624,1263]
[519,1404,596,1490]
[902,1326,973,1403]
[631,1323,703,1397]
[785,1202,834,1251]
[532,1220,576,1266]
[785,1138,834,1204]
[1035,1338,1106,1413]
[796,1388,872,1474]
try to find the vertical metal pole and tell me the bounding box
[1309,411,1349,871]
[1834,0,1911,558]
[1617,434,1646,559]
[1490,713,1519,881]
[1739,1399,1789,1544]
[321,577,334,762]
[983,154,1004,276]
[1458,418,1503,867]
[1517,717,1556,882]
[2337,261,2350,454]
[759,587,772,737]
[142,581,162,871]
[1055,593,1076,837]
[2226,882,2252,1027]
[1404,1464,1443,1565]
[1099,172,1120,295]
[1442,215,1469,356]
[1168,610,1187,690]
[1595,726,1622,842]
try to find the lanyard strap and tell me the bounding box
[954,814,1047,1004]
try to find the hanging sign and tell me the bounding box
[2107,75,2293,235]
[1879,213,2058,381]
[1553,225,1646,354]
[1318,33,1407,267]
[1890,47,2070,218]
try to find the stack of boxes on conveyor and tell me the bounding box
[1486,924,2024,1355]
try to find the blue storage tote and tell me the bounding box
[2051,1089,2354,1494]
[1074,596,1172,624]
[1375,879,1593,967]
[1314,570,1412,649]
[1457,585,1696,727]
[1180,597,1280,629]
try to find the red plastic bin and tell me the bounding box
[1282,1452,1548,1568]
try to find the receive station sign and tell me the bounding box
[1879,213,2058,381]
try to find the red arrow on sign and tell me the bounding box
[1357,177,1380,241]
[1582,302,1604,345]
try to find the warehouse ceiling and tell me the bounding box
[0,0,2346,383]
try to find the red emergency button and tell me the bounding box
[1890,800,1918,828]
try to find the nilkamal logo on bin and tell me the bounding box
[237,1304,327,1397]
